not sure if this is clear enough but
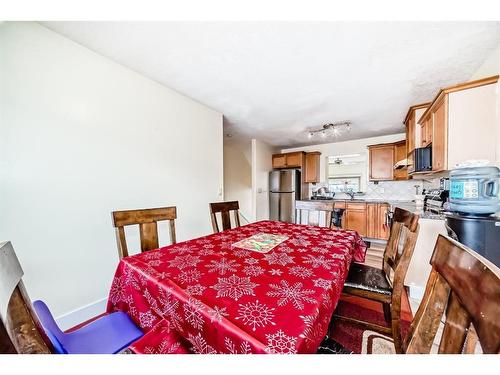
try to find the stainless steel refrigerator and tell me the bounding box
[269,169,301,223]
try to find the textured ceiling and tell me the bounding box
[42,22,500,147]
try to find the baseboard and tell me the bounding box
[55,297,108,331]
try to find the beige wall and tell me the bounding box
[223,138,253,223]
[0,22,224,326]
[252,139,277,221]
[470,44,500,164]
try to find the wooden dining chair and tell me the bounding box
[334,207,419,353]
[112,206,177,259]
[295,200,335,227]
[0,241,52,354]
[404,234,499,354]
[209,201,241,233]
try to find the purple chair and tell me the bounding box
[33,300,143,354]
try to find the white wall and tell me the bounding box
[252,139,277,221]
[0,22,223,324]
[223,138,253,223]
[470,43,500,164]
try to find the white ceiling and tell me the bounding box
[42,22,500,147]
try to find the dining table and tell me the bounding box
[106,220,367,354]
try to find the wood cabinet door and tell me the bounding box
[407,112,415,155]
[377,204,390,240]
[366,203,378,238]
[369,145,395,181]
[272,154,287,168]
[285,152,303,167]
[432,96,448,172]
[304,152,320,183]
[393,141,408,180]
[345,209,367,237]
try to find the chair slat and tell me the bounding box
[438,292,470,353]
[139,222,159,252]
[295,200,334,227]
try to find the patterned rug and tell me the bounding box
[328,295,413,354]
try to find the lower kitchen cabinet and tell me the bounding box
[343,202,389,240]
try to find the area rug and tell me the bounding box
[329,294,413,354]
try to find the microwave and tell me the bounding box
[408,147,432,174]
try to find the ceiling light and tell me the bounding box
[307,121,352,140]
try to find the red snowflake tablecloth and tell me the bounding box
[107,220,367,354]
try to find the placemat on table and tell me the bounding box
[231,233,288,253]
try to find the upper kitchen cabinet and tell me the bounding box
[404,102,430,156]
[304,152,321,183]
[368,143,395,181]
[393,140,408,180]
[272,151,305,169]
[418,75,499,172]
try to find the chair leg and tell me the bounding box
[383,302,392,324]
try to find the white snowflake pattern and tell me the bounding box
[183,297,205,330]
[198,248,215,256]
[212,274,258,301]
[225,337,252,354]
[310,246,330,254]
[146,259,163,267]
[289,266,313,279]
[242,265,265,277]
[143,251,163,260]
[269,269,283,276]
[176,269,203,284]
[244,258,259,265]
[265,330,297,354]
[299,310,326,349]
[109,275,127,304]
[188,332,217,354]
[186,283,207,296]
[205,258,240,275]
[267,280,316,310]
[139,310,157,328]
[235,300,276,331]
[169,245,194,255]
[302,254,336,270]
[312,278,332,290]
[143,287,184,331]
[168,254,202,270]
[207,305,229,323]
[263,252,295,266]
[233,249,251,258]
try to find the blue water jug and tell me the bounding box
[449,166,500,215]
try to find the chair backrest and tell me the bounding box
[112,206,177,259]
[295,200,334,227]
[404,234,500,354]
[382,207,419,353]
[209,201,240,233]
[0,242,51,354]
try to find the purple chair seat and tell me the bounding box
[33,300,143,354]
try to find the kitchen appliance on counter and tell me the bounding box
[269,169,301,223]
[423,188,449,214]
[407,146,432,174]
[444,165,500,266]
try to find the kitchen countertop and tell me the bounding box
[301,198,445,220]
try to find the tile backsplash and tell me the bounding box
[310,180,424,201]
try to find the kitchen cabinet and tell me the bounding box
[304,152,321,183]
[272,151,304,169]
[393,140,408,180]
[404,102,430,155]
[368,143,395,181]
[345,203,367,237]
[417,75,498,173]
[366,203,390,240]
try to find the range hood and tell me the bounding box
[394,158,408,169]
